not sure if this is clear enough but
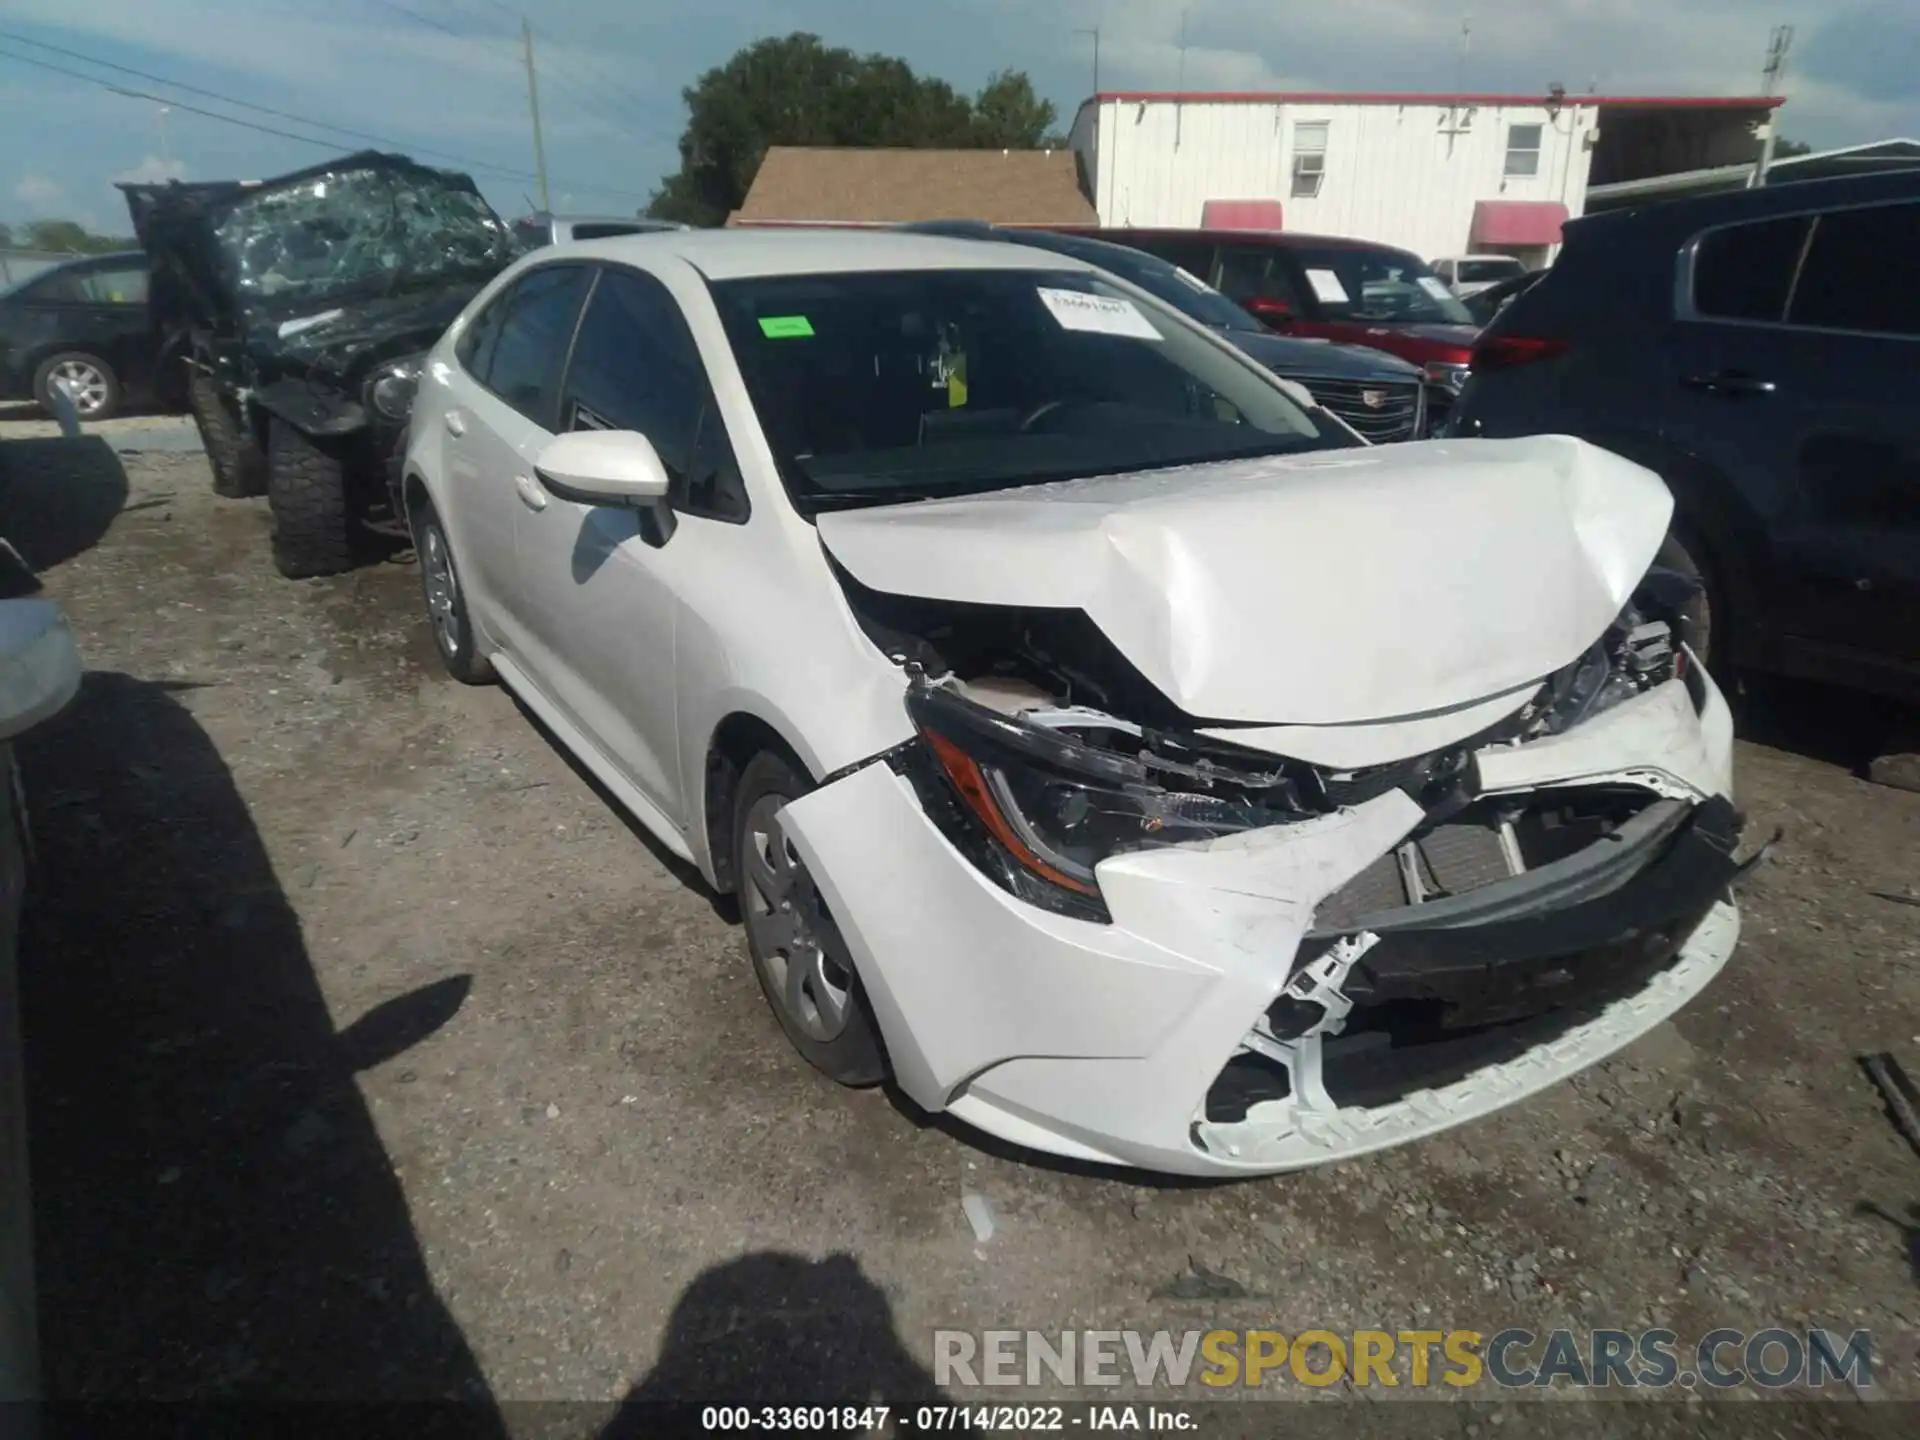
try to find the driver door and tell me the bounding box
[511,265,752,824]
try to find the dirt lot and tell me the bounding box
[7,416,1920,1429]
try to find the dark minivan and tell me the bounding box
[1449,168,1920,702]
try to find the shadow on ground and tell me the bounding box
[17,671,502,1416]
[0,437,128,591]
[599,1251,945,1438]
[1733,673,1919,777]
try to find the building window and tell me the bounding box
[1291,122,1329,198]
[1504,124,1543,177]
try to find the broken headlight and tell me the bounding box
[900,682,1312,922]
[368,354,427,422]
[1528,568,1695,738]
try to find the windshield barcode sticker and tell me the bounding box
[1036,287,1162,340]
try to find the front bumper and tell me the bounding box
[780,672,1745,1176]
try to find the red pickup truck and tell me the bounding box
[1051,227,1481,420]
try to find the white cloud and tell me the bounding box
[12,171,71,215]
[110,154,188,187]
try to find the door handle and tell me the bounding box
[1682,372,1777,396]
[443,409,468,436]
[513,473,548,512]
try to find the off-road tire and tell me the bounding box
[734,750,886,1087]
[266,418,354,579]
[411,501,493,684]
[189,369,266,498]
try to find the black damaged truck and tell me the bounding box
[121,151,518,577]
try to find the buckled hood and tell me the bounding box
[816,436,1674,726]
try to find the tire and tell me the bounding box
[411,502,493,684]
[189,369,266,498]
[734,750,886,1086]
[31,351,120,421]
[1655,525,1720,673]
[266,418,355,579]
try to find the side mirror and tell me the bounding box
[533,429,670,506]
[1246,296,1294,326]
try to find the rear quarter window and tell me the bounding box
[1689,215,1813,322]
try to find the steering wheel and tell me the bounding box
[1018,398,1071,433]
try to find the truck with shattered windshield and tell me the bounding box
[121,151,518,577]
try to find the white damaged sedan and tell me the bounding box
[402,229,1757,1176]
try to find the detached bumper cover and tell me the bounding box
[780,677,1748,1176]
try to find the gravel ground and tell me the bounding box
[8,425,1920,1430]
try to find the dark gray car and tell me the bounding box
[901,221,1430,442]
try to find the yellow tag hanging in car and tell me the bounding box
[947,349,968,408]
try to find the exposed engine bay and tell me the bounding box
[836,557,1703,923]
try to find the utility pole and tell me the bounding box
[157,104,172,166]
[522,19,551,214]
[1175,10,1188,147]
[1075,27,1101,98]
[1751,24,1793,188]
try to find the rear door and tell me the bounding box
[1664,199,1920,666]
[438,263,590,650]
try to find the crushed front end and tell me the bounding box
[779,567,1757,1176]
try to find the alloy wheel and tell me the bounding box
[420,523,462,659]
[49,359,109,416]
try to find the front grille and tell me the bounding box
[1423,383,1453,432]
[1304,377,1423,442]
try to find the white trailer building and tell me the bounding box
[1068,89,1782,263]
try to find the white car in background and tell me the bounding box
[1431,254,1530,298]
[399,229,1754,1176]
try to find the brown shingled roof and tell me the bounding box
[729,146,1095,226]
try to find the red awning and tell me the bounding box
[1470,200,1569,248]
[1200,199,1284,231]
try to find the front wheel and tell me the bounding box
[734,750,886,1086]
[266,418,354,578]
[189,369,266,498]
[1655,525,1720,673]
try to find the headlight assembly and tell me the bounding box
[900,681,1315,921]
[368,354,427,422]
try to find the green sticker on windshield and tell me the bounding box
[758,315,815,339]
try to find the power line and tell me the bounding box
[0,31,653,200]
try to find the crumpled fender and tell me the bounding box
[249,378,367,437]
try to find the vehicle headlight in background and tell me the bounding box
[1422,361,1471,391]
[369,354,427,422]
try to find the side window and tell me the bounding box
[1690,215,1812,323]
[21,271,85,303]
[1144,237,1216,276]
[1788,203,1920,338]
[81,265,149,305]
[1216,247,1303,310]
[483,264,589,426]
[455,288,511,380]
[559,267,748,523]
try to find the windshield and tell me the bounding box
[711,268,1347,511]
[1291,246,1475,325]
[1457,259,1523,283]
[212,165,516,310]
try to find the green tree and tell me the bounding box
[1773,137,1814,158]
[18,219,132,254]
[0,222,11,249]
[648,34,1060,226]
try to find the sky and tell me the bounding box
[2,0,1916,234]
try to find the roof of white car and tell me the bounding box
[557,226,1098,281]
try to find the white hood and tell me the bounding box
[817,436,1673,726]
